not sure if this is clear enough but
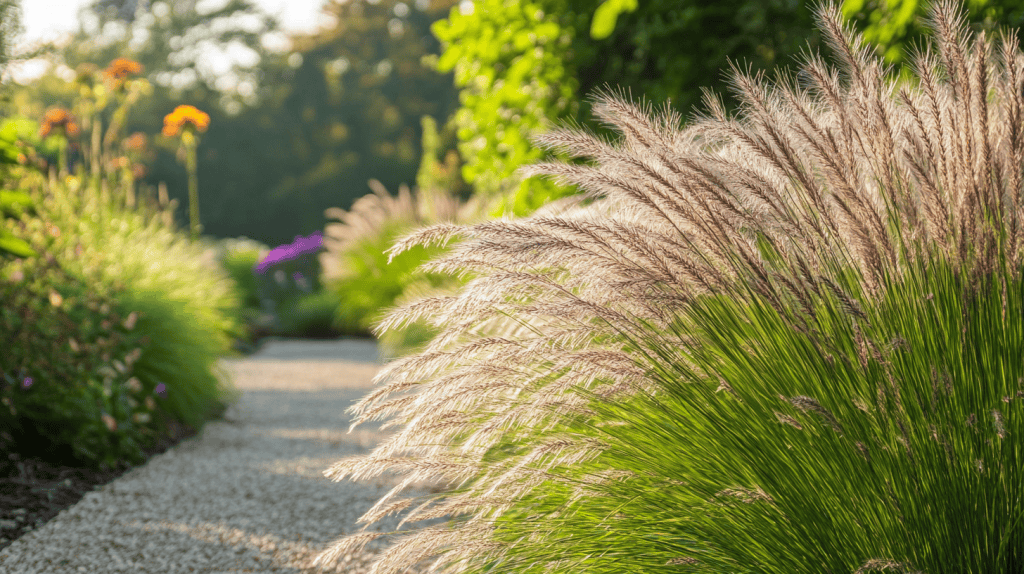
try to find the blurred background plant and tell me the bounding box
[1,36,242,467]
[320,176,481,357]
[251,230,339,339]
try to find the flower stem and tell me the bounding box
[184,133,201,240]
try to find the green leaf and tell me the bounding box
[590,0,638,40]
[0,230,36,258]
[0,190,33,216]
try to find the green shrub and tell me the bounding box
[317,2,1024,572]
[0,255,159,468]
[12,167,241,433]
[0,120,38,258]
[215,237,267,312]
[205,236,271,346]
[274,289,344,339]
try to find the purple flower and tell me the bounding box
[154,383,167,397]
[21,377,33,389]
[254,232,324,274]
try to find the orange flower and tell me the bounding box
[162,105,210,137]
[104,58,143,82]
[39,107,80,139]
[124,132,148,152]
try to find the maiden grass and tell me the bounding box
[476,248,1023,573]
[317,1,1024,572]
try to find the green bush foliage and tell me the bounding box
[207,236,270,345]
[843,0,1024,63]
[0,255,157,468]
[429,0,833,216]
[217,238,266,312]
[431,0,1024,220]
[0,122,37,258]
[274,289,344,340]
[431,0,578,215]
[318,2,1024,571]
[4,161,240,453]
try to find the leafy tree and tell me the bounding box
[68,0,276,112]
[431,0,827,214]
[9,0,461,247]
[259,0,462,242]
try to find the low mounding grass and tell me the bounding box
[206,236,271,346]
[316,2,1024,573]
[215,236,267,313]
[17,169,241,432]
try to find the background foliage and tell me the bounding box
[844,0,1024,63]
[6,0,461,247]
[8,0,1024,247]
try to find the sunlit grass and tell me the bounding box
[316,2,1024,572]
[25,169,241,429]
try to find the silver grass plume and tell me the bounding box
[319,179,482,282]
[316,1,1024,572]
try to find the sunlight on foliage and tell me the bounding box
[317,2,1024,572]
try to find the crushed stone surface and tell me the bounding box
[0,338,426,574]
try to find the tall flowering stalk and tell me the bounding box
[72,63,103,180]
[317,1,1024,573]
[163,105,210,239]
[39,107,80,176]
[103,58,146,151]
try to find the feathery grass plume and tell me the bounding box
[320,180,482,355]
[318,2,1024,572]
[320,179,476,281]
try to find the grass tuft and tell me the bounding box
[318,2,1024,572]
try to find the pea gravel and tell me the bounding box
[0,338,430,574]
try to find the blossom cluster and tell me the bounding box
[162,105,210,137]
[39,108,80,139]
[104,58,144,82]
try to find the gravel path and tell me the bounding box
[0,338,421,574]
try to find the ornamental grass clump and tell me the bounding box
[318,2,1024,572]
[320,179,481,354]
[12,166,241,432]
